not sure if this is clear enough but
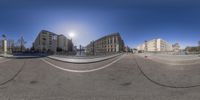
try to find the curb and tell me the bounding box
[47,53,123,64]
[0,55,44,59]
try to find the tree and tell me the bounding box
[2,34,6,39]
[15,36,27,52]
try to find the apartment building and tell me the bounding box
[137,43,145,52]
[137,38,173,52]
[86,32,124,55]
[57,34,68,52]
[33,30,74,53]
[33,30,58,53]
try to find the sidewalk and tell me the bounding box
[53,54,119,59]
[0,54,13,57]
[48,53,123,64]
[0,54,43,58]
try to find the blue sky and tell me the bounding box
[0,0,200,48]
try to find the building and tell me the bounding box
[185,46,200,54]
[86,32,124,55]
[33,30,58,53]
[33,30,73,54]
[67,39,73,52]
[57,34,74,52]
[57,34,68,52]
[137,43,145,52]
[185,41,200,54]
[199,41,200,47]
[172,43,180,52]
[125,46,132,52]
[137,38,173,52]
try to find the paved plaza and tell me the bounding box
[0,54,200,100]
[136,53,200,65]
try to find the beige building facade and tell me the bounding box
[57,34,68,51]
[33,30,58,53]
[33,30,73,53]
[137,38,173,52]
[86,33,124,55]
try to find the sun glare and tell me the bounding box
[69,32,75,38]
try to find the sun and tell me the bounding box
[69,32,75,38]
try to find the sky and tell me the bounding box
[0,0,200,49]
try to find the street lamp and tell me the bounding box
[2,34,7,55]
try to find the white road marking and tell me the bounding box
[41,55,124,73]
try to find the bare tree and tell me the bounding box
[2,34,6,40]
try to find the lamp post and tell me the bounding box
[2,34,7,55]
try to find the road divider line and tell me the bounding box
[41,55,124,73]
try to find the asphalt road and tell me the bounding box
[0,54,200,100]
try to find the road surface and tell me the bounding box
[0,54,200,100]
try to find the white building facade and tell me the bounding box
[137,38,173,52]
